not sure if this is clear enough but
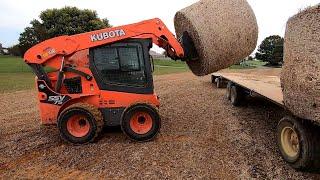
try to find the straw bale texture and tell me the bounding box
[281,5,320,122]
[174,0,258,76]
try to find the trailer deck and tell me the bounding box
[212,69,284,106]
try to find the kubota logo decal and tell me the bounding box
[48,95,66,105]
[90,29,126,42]
[42,47,56,58]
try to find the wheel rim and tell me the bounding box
[129,112,153,135]
[66,114,90,138]
[281,127,300,159]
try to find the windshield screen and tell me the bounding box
[92,42,147,86]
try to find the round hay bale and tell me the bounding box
[281,5,320,122]
[174,0,258,76]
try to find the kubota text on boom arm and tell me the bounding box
[24,18,186,65]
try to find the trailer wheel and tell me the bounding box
[226,81,232,100]
[211,75,216,84]
[58,103,104,145]
[230,85,244,106]
[216,78,222,88]
[277,116,319,170]
[121,104,161,142]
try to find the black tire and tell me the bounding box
[121,104,161,142]
[226,81,232,100]
[211,75,216,84]
[216,78,222,88]
[58,103,104,145]
[277,116,320,170]
[230,85,245,106]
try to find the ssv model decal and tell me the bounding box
[48,95,66,105]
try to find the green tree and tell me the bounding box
[255,35,284,66]
[19,20,47,56]
[18,6,111,55]
[8,44,22,56]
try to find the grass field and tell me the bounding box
[0,56,189,93]
[0,56,35,93]
[0,55,32,73]
[153,59,189,75]
[0,73,36,93]
[0,56,267,93]
[229,60,267,69]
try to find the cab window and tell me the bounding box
[92,44,146,86]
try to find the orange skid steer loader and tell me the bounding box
[24,18,198,144]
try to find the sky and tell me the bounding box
[0,0,319,53]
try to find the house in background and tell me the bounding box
[149,50,166,59]
[3,49,9,55]
[0,43,3,55]
[0,43,9,55]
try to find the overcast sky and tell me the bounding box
[0,0,319,53]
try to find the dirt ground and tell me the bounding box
[0,70,320,179]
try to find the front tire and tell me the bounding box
[58,103,104,145]
[277,116,319,170]
[121,104,161,142]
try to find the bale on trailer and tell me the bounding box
[174,0,258,76]
[281,5,320,122]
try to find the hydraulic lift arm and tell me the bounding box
[24,18,188,65]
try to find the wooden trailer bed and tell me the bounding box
[212,68,284,106]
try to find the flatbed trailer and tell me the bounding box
[212,70,320,171]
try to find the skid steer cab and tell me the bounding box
[23,18,197,144]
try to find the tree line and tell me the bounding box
[255,35,284,66]
[8,6,111,56]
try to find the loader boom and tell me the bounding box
[24,18,185,65]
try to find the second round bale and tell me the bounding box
[174,0,258,76]
[281,5,320,122]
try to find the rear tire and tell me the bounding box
[58,103,104,145]
[121,104,161,142]
[277,116,320,170]
[230,85,245,106]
